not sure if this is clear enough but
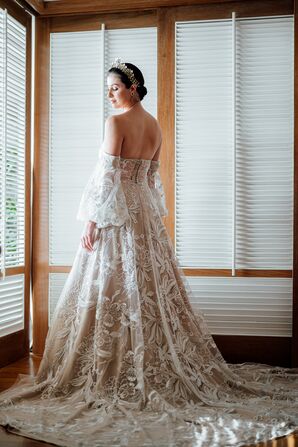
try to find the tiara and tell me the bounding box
[110,57,140,86]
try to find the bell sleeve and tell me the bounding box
[76,154,130,229]
[147,160,168,217]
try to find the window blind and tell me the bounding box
[235,17,294,269]
[188,276,292,336]
[175,21,233,268]
[175,16,293,270]
[0,10,4,272]
[0,274,25,337]
[49,31,104,266]
[175,16,294,336]
[0,10,26,273]
[48,273,67,326]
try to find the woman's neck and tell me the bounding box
[122,100,141,113]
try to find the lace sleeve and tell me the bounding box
[147,160,168,217]
[76,154,130,229]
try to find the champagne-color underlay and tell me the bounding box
[0,150,297,447]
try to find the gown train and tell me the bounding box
[0,150,297,446]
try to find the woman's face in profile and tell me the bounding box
[107,73,131,109]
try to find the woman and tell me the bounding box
[0,58,297,447]
[80,58,163,254]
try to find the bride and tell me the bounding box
[0,58,297,447]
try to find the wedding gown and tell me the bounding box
[0,149,297,447]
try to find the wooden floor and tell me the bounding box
[0,354,297,447]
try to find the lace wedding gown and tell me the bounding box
[0,150,297,447]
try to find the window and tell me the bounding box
[48,26,157,323]
[0,7,27,338]
[175,16,294,336]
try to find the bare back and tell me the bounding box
[115,105,162,161]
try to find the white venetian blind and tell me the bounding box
[235,17,294,269]
[0,274,25,337]
[0,11,4,265]
[0,10,26,273]
[176,16,293,270]
[48,273,68,326]
[49,31,103,266]
[0,8,26,338]
[104,27,157,119]
[175,21,233,268]
[188,276,292,336]
[49,26,157,264]
[175,16,294,337]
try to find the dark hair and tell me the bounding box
[108,62,148,101]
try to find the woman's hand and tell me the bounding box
[81,221,97,252]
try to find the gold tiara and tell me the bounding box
[110,57,140,86]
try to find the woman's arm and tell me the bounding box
[80,116,125,252]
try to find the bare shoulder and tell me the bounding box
[105,114,121,127]
[149,113,162,142]
[145,109,160,125]
[150,119,162,161]
[144,110,162,136]
[104,114,123,136]
[102,115,124,157]
[106,114,128,135]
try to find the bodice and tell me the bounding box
[76,150,167,228]
[100,151,154,184]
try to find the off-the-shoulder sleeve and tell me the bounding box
[76,153,130,229]
[147,160,168,217]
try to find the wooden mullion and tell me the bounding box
[22,0,44,15]
[28,0,293,18]
[32,17,50,356]
[0,0,32,25]
[157,7,176,244]
[183,269,293,278]
[48,266,71,274]
[33,0,259,17]
[0,267,26,277]
[50,10,157,33]
[24,10,32,364]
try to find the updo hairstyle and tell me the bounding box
[108,62,148,101]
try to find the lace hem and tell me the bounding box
[0,382,297,447]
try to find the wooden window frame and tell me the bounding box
[0,0,32,367]
[33,0,298,367]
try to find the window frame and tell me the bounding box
[0,0,32,368]
[32,0,297,367]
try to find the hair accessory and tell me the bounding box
[110,57,140,86]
